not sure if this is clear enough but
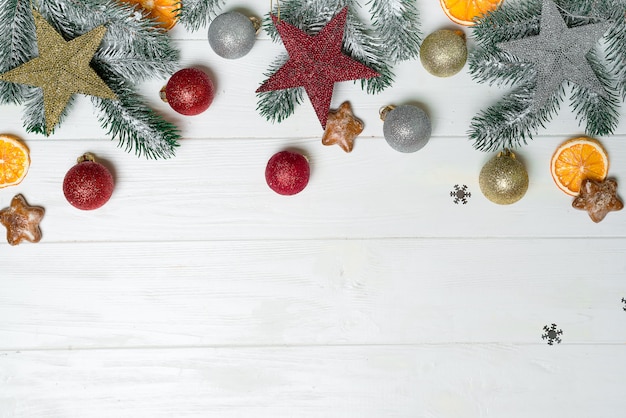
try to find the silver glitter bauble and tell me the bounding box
[420,29,467,77]
[381,105,431,153]
[208,12,257,59]
[479,149,529,205]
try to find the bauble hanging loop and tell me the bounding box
[249,16,262,34]
[479,149,529,205]
[379,105,396,121]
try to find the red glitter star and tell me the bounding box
[256,7,379,128]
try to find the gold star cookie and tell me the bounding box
[0,194,45,245]
[572,178,623,223]
[321,101,364,153]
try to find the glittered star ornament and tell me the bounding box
[0,194,44,246]
[256,7,379,129]
[0,11,117,135]
[497,0,610,109]
[572,178,623,223]
[322,101,363,152]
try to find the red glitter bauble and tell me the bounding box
[165,68,214,116]
[63,153,114,210]
[265,151,310,195]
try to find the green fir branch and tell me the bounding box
[558,0,617,22]
[343,7,392,94]
[571,48,621,136]
[472,0,541,47]
[38,0,137,38]
[95,37,179,84]
[92,71,179,159]
[176,0,224,32]
[95,19,179,83]
[469,83,564,152]
[368,0,422,62]
[571,87,621,137]
[263,0,347,39]
[468,47,535,88]
[602,6,626,99]
[21,88,45,134]
[256,53,304,124]
[0,0,36,104]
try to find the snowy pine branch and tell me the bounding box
[92,70,179,159]
[602,5,626,99]
[473,0,541,44]
[0,0,36,104]
[368,0,422,62]
[256,53,305,124]
[571,48,621,136]
[177,0,224,32]
[343,8,392,94]
[469,83,564,151]
[468,48,534,88]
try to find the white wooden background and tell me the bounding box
[2,2,626,417]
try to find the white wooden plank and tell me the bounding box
[1,239,625,349]
[2,135,624,242]
[1,345,625,418]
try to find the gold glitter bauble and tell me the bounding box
[479,149,529,205]
[420,29,467,77]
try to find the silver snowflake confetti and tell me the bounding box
[542,323,563,345]
[497,0,610,110]
[450,184,471,204]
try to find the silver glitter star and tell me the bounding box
[497,0,610,109]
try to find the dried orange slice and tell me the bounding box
[551,137,609,196]
[122,0,179,30]
[0,134,30,189]
[440,0,503,26]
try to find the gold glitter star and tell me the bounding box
[321,101,364,153]
[0,11,117,135]
[0,194,45,246]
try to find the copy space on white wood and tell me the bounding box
[1,1,625,417]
